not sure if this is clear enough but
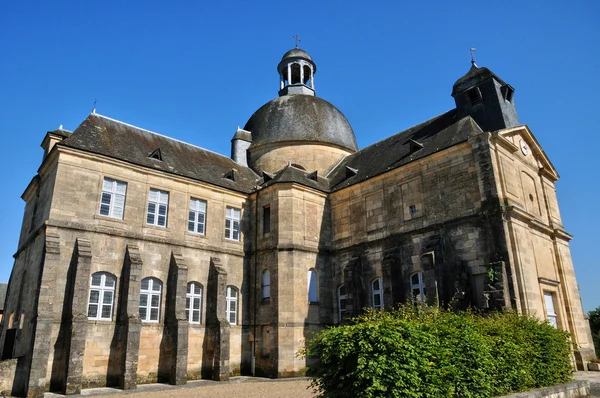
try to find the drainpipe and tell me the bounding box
[252,187,260,376]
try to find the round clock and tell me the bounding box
[519,139,528,155]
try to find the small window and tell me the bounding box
[467,88,483,105]
[501,84,514,102]
[186,282,203,324]
[338,284,348,322]
[263,205,271,235]
[410,272,426,306]
[88,272,116,320]
[140,277,162,322]
[308,269,318,303]
[544,292,558,328]
[372,278,383,309]
[99,178,127,219]
[409,205,417,217]
[147,189,169,227]
[225,207,241,241]
[226,286,238,325]
[188,198,207,235]
[262,269,271,299]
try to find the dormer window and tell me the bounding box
[467,88,483,105]
[501,84,514,102]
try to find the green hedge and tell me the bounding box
[302,307,573,398]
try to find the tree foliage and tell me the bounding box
[589,306,600,357]
[301,306,573,398]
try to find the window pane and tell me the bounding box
[152,281,161,292]
[115,181,126,194]
[186,297,191,310]
[150,308,159,321]
[147,213,155,225]
[374,295,381,307]
[105,275,116,288]
[139,307,147,320]
[100,203,110,216]
[149,189,158,202]
[103,291,113,304]
[141,279,149,291]
[198,200,206,212]
[101,192,112,205]
[88,304,98,318]
[91,274,102,286]
[411,273,419,285]
[193,298,200,310]
[186,283,192,294]
[229,301,236,312]
[102,179,113,191]
[197,222,204,235]
[158,205,167,216]
[233,208,241,219]
[373,279,380,291]
[158,192,169,204]
[139,294,148,307]
[101,305,112,319]
[89,290,100,304]
[158,215,166,226]
[192,311,200,323]
[151,295,159,307]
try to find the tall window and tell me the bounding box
[308,269,318,303]
[410,272,426,305]
[99,178,127,219]
[263,205,271,235]
[225,207,241,241]
[88,272,116,320]
[186,282,203,324]
[262,270,271,299]
[140,277,162,322]
[188,198,207,234]
[372,278,383,309]
[544,292,558,328]
[226,286,238,325]
[338,284,348,322]
[147,189,169,227]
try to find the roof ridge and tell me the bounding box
[92,113,237,163]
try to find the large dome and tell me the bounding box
[243,94,358,152]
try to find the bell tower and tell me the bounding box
[277,47,317,97]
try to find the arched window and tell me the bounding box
[88,272,116,320]
[410,272,426,305]
[186,282,203,324]
[226,286,238,325]
[338,285,348,322]
[307,269,318,303]
[372,277,383,309]
[261,270,270,299]
[140,277,162,322]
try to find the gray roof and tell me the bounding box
[59,114,260,193]
[281,48,313,61]
[48,128,73,139]
[244,94,358,152]
[452,64,507,96]
[260,164,329,192]
[0,283,7,310]
[327,109,484,191]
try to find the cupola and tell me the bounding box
[277,47,317,96]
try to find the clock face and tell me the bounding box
[519,139,528,155]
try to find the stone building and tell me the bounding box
[0,47,594,397]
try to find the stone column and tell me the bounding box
[205,257,230,381]
[64,238,93,395]
[165,250,188,385]
[117,245,143,390]
[20,232,61,398]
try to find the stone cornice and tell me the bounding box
[505,206,570,237]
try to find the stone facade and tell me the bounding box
[0,48,594,397]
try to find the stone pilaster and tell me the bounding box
[164,250,188,385]
[117,245,143,390]
[205,257,230,381]
[64,238,92,395]
[343,255,365,319]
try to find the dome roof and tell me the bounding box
[452,64,505,96]
[281,48,313,61]
[243,94,358,152]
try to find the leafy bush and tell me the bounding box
[302,306,573,398]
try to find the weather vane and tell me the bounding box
[293,34,301,49]
[470,48,477,65]
[92,98,97,114]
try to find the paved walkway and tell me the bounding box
[40,371,600,398]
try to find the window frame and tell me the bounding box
[99,178,127,220]
[261,269,271,300]
[544,291,558,328]
[338,284,348,322]
[308,269,318,303]
[226,286,238,325]
[139,277,162,323]
[87,272,117,321]
[186,282,203,324]
[146,189,169,227]
[371,277,384,309]
[188,198,207,235]
[225,206,241,241]
[409,272,426,306]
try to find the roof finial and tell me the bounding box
[92,98,97,114]
[293,34,301,49]
[470,47,477,67]
[58,124,63,130]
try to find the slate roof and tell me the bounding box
[452,64,507,96]
[260,164,330,192]
[327,109,484,191]
[48,128,73,139]
[59,114,260,193]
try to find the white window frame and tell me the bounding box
[410,272,426,305]
[372,277,384,309]
[186,282,203,324]
[87,272,116,320]
[544,291,558,328]
[99,178,127,219]
[188,198,207,235]
[308,269,318,303]
[338,284,348,322]
[139,277,162,323]
[147,189,169,227]
[262,269,271,299]
[225,206,241,241]
[226,286,238,325]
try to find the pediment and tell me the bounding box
[495,125,559,181]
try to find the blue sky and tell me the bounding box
[1,1,598,311]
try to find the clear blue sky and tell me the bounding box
[1,1,598,311]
